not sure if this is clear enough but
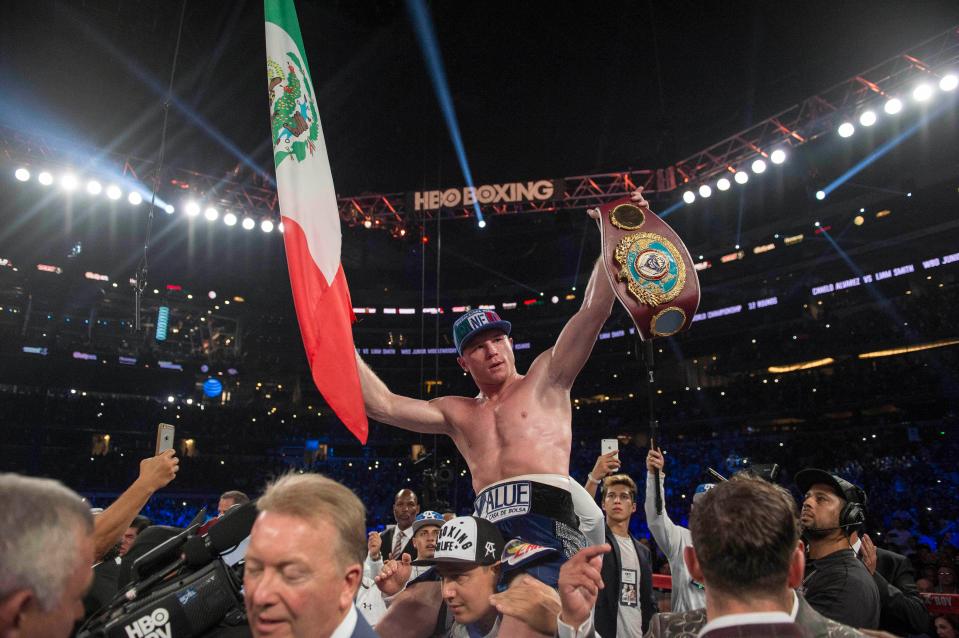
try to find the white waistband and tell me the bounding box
[477,474,571,494]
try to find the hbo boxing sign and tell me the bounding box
[411,180,563,212]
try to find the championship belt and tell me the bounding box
[597,197,700,340]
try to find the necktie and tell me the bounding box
[391,529,404,559]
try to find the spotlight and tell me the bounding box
[837,122,855,138]
[682,190,696,204]
[858,110,877,127]
[167,396,175,404]
[716,177,731,191]
[399,228,406,237]
[38,171,54,186]
[86,180,102,195]
[769,149,787,165]
[242,217,255,230]
[478,220,487,229]
[854,215,864,226]
[912,83,934,102]
[61,174,79,191]
[698,184,712,198]
[278,222,285,233]
[204,207,219,221]
[751,159,767,174]
[363,219,372,229]
[185,201,201,217]
[223,212,237,226]
[260,219,274,233]
[106,184,122,200]
[14,168,30,182]
[883,97,902,115]
[815,190,826,200]
[940,74,958,92]
[734,171,749,185]
[164,204,175,214]
[128,191,143,205]
[208,290,217,299]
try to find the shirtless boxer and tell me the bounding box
[355,190,647,636]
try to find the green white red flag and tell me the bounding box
[265,0,368,442]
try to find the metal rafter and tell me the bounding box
[2,26,957,232]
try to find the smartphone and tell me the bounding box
[601,438,619,456]
[156,423,175,455]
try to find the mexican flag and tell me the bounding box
[265,0,368,443]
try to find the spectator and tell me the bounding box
[556,474,867,637]
[91,450,179,561]
[411,516,506,637]
[936,615,958,638]
[358,511,444,628]
[796,468,880,629]
[885,517,914,553]
[916,577,934,593]
[937,564,958,594]
[381,489,420,562]
[243,472,376,638]
[593,472,654,637]
[644,447,708,612]
[0,474,95,638]
[852,526,930,635]
[218,490,250,516]
[118,515,152,558]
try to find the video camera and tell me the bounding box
[78,502,257,638]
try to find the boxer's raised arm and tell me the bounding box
[356,351,451,434]
[546,256,616,389]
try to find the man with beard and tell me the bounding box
[795,468,880,630]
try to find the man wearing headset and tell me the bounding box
[795,468,881,630]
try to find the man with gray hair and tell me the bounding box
[244,472,378,638]
[0,473,95,638]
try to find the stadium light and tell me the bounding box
[14,168,30,182]
[912,83,934,102]
[734,171,749,185]
[769,149,787,165]
[859,110,877,127]
[61,174,79,191]
[242,217,255,230]
[128,191,143,205]
[837,122,855,138]
[204,207,219,222]
[815,190,826,200]
[260,219,274,233]
[682,190,696,204]
[884,97,903,115]
[106,184,122,200]
[698,184,712,198]
[164,204,175,214]
[940,73,958,92]
[478,220,487,229]
[86,180,102,195]
[223,212,237,226]
[716,177,731,191]
[38,171,53,186]
[751,159,767,174]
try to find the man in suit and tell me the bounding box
[555,475,866,638]
[594,473,655,637]
[368,489,420,575]
[244,472,379,638]
[853,525,931,634]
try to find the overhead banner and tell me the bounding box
[409,179,565,211]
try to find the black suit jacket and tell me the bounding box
[873,546,930,636]
[595,528,655,637]
[380,526,417,561]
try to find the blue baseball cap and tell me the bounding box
[411,510,445,533]
[452,309,511,355]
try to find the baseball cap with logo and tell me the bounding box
[411,510,446,534]
[693,483,715,505]
[452,309,511,356]
[412,516,505,566]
